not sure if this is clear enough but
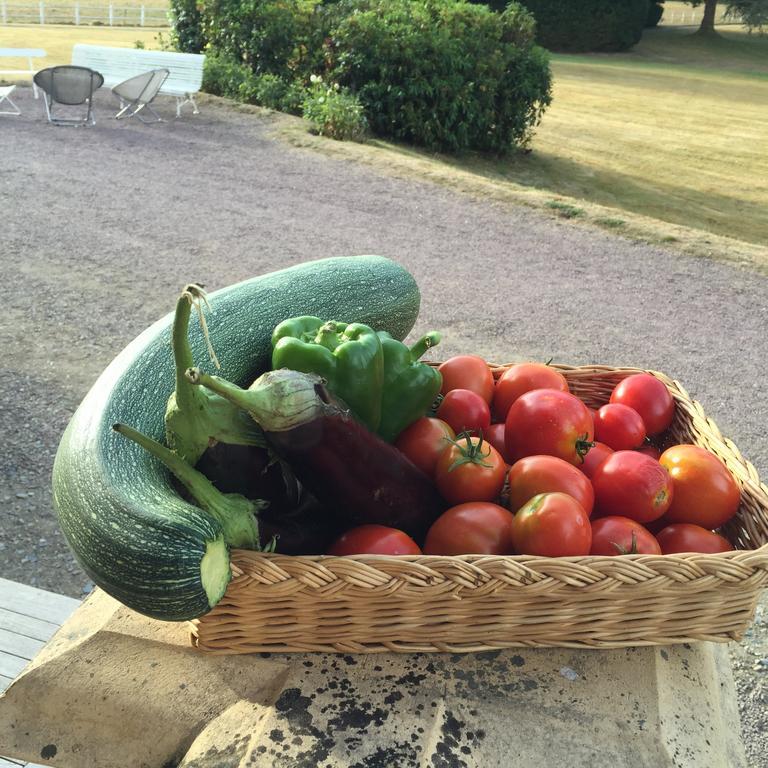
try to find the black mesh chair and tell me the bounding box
[33,65,104,126]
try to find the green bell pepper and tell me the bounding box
[271,316,384,431]
[377,331,443,442]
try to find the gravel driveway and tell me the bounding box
[2,87,767,764]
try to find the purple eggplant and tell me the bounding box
[186,368,446,542]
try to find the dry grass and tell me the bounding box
[0,24,164,73]
[492,31,768,247]
[271,24,768,262]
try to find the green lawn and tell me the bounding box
[0,25,164,71]
[276,23,767,264]
[430,26,768,249]
[4,19,766,254]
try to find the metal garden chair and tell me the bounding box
[33,65,104,126]
[112,68,169,123]
[0,85,20,116]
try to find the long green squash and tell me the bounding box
[52,256,421,621]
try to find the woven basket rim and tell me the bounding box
[192,361,768,651]
[237,360,768,564]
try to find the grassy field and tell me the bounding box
[482,26,768,247]
[3,19,767,255]
[281,24,768,252]
[0,24,163,71]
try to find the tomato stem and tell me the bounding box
[575,433,596,463]
[611,531,639,556]
[428,393,444,417]
[446,431,494,472]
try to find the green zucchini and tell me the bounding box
[52,256,421,621]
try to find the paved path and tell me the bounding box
[2,86,768,765]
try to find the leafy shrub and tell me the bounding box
[280,80,309,115]
[169,0,205,53]
[200,0,308,77]
[241,73,307,113]
[646,1,664,26]
[515,0,650,51]
[203,55,307,114]
[302,76,368,141]
[239,72,283,107]
[202,53,250,97]
[325,0,551,153]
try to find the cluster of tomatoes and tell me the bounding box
[328,356,741,558]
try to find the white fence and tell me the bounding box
[0,1,169,26]
[659,7,739,26]
[0,0,741,29]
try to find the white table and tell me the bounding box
[0,48,47,97]
[0,578,80,768]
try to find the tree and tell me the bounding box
[684,0,768,33]
[725,0,768,29]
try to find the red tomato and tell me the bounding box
[492,362,569,421]
[592,451,673,523]
[659,445,740,529]
[593,404,646,451]
[434,435,507,505]
[395,417,455,477]
[439,355,494,404]
[328,525,422,555]
[436,389,491,435]
[579,441,614,480]
[609,373,675,436]
[507,455,594,516]
[590,516,661,555]
[656,524,734,554]
[636,443,662,460]
[505,389,594,466]
[485,422,512,463]
[423,502,515,555]
[510,492,592,557]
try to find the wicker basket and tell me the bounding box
[190,364,768,653]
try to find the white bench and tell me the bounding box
[0,48,47,98]
[71,44,205,117]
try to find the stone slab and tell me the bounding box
[0,589,747,768]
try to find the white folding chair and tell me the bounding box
[0,85,20,116]
[112,68,169,123]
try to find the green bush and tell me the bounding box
[302,76,368,141]
[203,55,307,114]
[646,1,664,26]
[515,0,650,51]
[201,0,307,77]
[202,53,250,97]
[325,0,551,153]
[169,0,205,53]
[280,79,309,115]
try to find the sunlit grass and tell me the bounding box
[0,24,164,73]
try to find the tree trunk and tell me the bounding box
[698,0,719,33]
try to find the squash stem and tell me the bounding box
[171,287,200,412]
[113,423,261,550]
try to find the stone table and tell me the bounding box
[0,590,746,768]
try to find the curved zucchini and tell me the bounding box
[52,256,421,621]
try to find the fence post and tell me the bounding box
[39,0,44,24]
[140,4,144,25]
[108,3,113,25]
[0,0,6,24]
[74,2,79,24]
